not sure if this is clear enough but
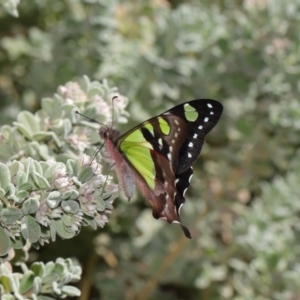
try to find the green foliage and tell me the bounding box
[0,157,117,258]
[0,258,81,299]
[0,76,128,298]
[1,0,300,300]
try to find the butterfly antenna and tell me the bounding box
[75,111,108,129]
[88,142,105,165]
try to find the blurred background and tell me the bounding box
[1,0,300,299]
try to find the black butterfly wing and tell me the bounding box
[162,99,223,173]
[159,100,223,229]
[116,99,223,238]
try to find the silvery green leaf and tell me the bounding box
[40,226,51,240]
[44,261,55,276]
[0,227,11,256]
[1,124,12,139]
[21,215,41,243]
[31,262,45,277]
[41,98,55,115]
[1,207,23,225]
[50,219,56,242]
[61,272,72,284]
[49,208,62,219]
[9,161,22,177]
[44,162,64,181]
[61,285,81,297]
[24,158,31,177]
[39,161,49,173]
[80,204,94,217]
[0,187,6,198]
[96,198,105,211]
[71,176,81,186]
[105,201,113,210]
[14,111,40,139]
[32,276,42,294]
[10,235,25,249]
[22,198,39,215]
[13,122,31,140]
[61,214,73,226]
[19,183,32,191]
[8,194,20,203]
[49,132,62,148]
[0,163,11,193]
[15,171,28,190]
[15,190,29,201]
[83,105,97,119]
[10,273,20,293]
[19,270,34,294]
[62,190,79,200]
[83,217,97,230]
[61,200,79,214]
[62,119,72,137]
[52,281,61,295]
[78,166,94,182]
[55,220,76,239]
[95,214,108,228]
[8,183,15,195]
[33,173,50,189]
[32,160,43,176]
[35,144,51,161]
[32,131,55,142]
[46,191,61,209]
[66,160,77,177]
[54,260,64,274]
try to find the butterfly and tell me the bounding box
[99,99,223,238]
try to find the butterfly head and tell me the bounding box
[99,126,121,142]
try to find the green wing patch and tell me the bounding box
[119,128,156,189]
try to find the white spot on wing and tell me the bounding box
[204,117,209,122]
[193,133,198,139]
[174,119,179,125]
[172,139,175,144]
[210,111,214,115]
[175,132,178,137]
[188,153,192,158]
[188,173,193,183]
[183,188,187,197]
[198,125,203,130]
[188,142,193,147]
[175,178,179,184]
[207,103,213,108]
[167,153,172,160]
[178,203,183,214]
[172,220,180,224]
[170,146,173,152]
[158,138,163,149]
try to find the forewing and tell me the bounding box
[162,99,223,174]
[117,114,188,176]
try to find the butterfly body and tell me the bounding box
[100,99,223,238]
